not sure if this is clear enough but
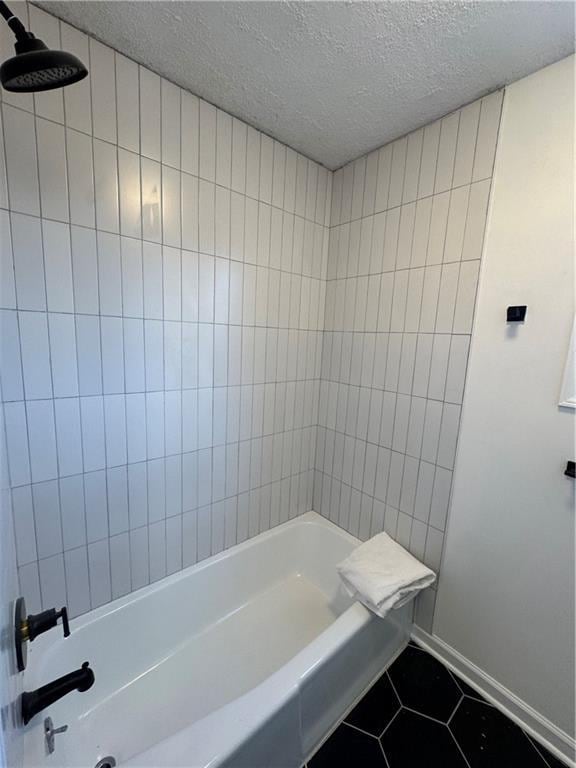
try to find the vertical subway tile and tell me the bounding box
[39,554,67,611]
[11,213,45,310]
[76,315,102,396]
[90,40,117,143]
[104,395,128,468]
[54,398,83,477]
[445,335,470,405]
[128,462,148,530]
[80,396,106,472]
[49,313,79,397]
[403,129,423,204]
[5,401,30,486]
[434,112,459,193]
[121,238,144,318]
[118,149,142,239]
[149,520,167,583]
[462,179,490,261]
[43,220,74,312]
[70,226,99,315]
[18,563,41,614]
[65,547,91,617]
[88,538,112,607]
[97,231,123,315]
[141,158,162,243]
[126,390,147,459]
[199,100,216,182]
[453,260,480,334]
[62,24,92,134]
[27,400,58,482]
[161,80,181,169]
[435,262,460,333]
[60,475,86,551]
[246,126,261,200]
[430,466,453,531]
[36,118,68,221]
[453,101,481,187]
[0,309,23,400]
[32,479,63,559]
[84,469,108,543]
[162,165,182,247]
[116,53,140,153]
[140,67,161,161]
[231,118,247,195]
[437,403,461,470]
[19,311,52,399]
[107,467,129,536]
[93,139,119,233]
[12,485,37,566]
[0,210,16,309]
[443,185,470,264]
[2,104,40,216]
[418,121,440,199]
[181,91,199,176]
[216,109,232,188]
[473,91,503,182]
[67,129,95,228]
[130,526,149,590]
[101,317,125,394]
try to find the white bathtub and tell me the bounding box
[22,512,411,768]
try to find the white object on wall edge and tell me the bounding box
[559,317,576,409]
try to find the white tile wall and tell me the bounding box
[1,3,331,617]
[315,91,503,632]
[1,3,502,633]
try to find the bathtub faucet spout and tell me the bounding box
[21,661,95,725]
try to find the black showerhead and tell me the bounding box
[1,36,88,92]
[0,1,88,93]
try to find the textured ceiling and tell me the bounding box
[38,0,574,169]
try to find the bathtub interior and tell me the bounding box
[22,514,377,768]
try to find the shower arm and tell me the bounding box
[0,1,32,43]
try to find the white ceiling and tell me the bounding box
[38,0,574,169]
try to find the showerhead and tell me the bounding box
[0,0,88,93]
[0,36,88,93]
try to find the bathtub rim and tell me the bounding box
[50,510,364,636]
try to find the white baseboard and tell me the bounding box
[411,627,575,768]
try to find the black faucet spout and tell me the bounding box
[21,662,94,725]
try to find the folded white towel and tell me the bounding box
[337,533,436,618]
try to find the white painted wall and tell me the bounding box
[434,54,575,742]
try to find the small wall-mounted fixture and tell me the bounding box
[14,597,70,672]
[507,305,527,322]
[564,461,575,479]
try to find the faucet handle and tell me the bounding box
[27,606,70,642]
[57,607,70,638]
[15,598,71,672]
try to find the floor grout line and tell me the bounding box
[401,703,455,727]
[377,705,402,740]
[447,693,464,725]
[341,721,381,740]
[448,725,474,768]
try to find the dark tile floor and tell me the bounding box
[307,641,567,768]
